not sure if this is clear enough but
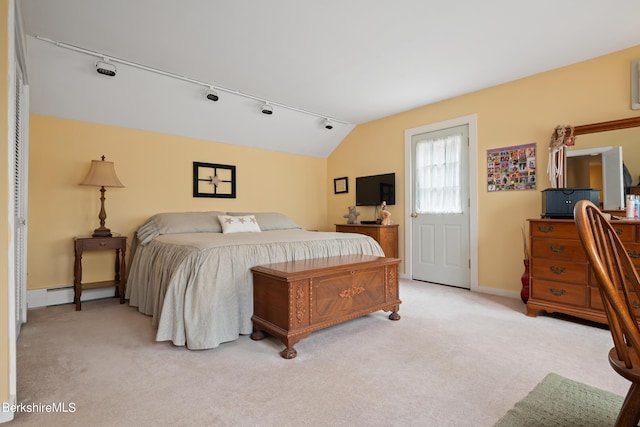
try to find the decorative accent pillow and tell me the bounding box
[217,215,262,234]
[137,211,225,245]
[226,212,302,231]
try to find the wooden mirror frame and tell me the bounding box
[574,116,640,135]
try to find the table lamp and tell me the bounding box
[80,156,125,237]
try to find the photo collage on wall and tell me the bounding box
[487,143,536,192]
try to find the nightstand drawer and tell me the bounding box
[80,237,124,251]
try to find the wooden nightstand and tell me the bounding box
[335,223,399,258]
[73,235,127,311]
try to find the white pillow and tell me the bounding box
[217,215,261,234]
[226,212,302,231]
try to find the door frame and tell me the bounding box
[404,114,479,291]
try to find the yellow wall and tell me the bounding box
[328,44,640,292]
[24,40,640,296]
[28,115,327,290]
[0,0,10,410]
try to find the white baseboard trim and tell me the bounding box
[475,285,521,300]
[399,274,521,300]
[27,286,117,309]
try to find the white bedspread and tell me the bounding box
[126,229,384,349]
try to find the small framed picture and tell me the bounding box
[334,177,348,194]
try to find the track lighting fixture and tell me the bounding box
[95,58,116,77]
[261,103,273,115]
[205,87,219,101]
[38,36,352,126]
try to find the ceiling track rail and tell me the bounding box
[36,36,352,126]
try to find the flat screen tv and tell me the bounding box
[355,173,395,206]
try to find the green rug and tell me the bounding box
[494,373,624,427]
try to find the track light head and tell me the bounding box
[323,119,334,130]
[205,88,219,101]
[261,103,273,115]
[95,58,116,77]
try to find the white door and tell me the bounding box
[602,147,624,210]
[410,125,470,288]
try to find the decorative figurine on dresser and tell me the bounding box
[379,201,392,225]
[343,206,360,224]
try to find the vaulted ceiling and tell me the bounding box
[20,0,640,157]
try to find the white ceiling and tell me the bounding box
[19,0,640,157]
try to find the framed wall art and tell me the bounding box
[487,143,536,192]
[193,162,236,198]
[334,177,348,194]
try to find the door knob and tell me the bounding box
[411,212,418,218]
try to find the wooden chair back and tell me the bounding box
[574,199,640,426]
[575,200,640,367]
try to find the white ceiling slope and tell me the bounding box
[20,0,640,158]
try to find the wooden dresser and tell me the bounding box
[527,218,640,324]
[335,223,399,258]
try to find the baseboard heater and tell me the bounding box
[27,285,116,309]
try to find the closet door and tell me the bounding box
[13,61,28,336]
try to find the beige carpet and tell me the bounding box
[11,279,630,426]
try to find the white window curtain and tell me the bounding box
[415,134,462,214]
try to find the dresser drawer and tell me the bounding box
[531,258,587,283]
[589,287,605,311]
[531,279,586,308]
[348,227,377,239]
[589,286,640,315]
[624,242,640,267]
[531,238,587,261]
[530,222,578,239]
[610,223,635,242]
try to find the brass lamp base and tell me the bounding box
[92,227,112,238]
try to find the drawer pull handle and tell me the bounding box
[627,250,640,259]
[633,301,640,309]
[615,228,623,235]
[550,266,566,275]
[538,225,554,233]
[99,242,107,247]
[550,245,566,253]
[550,288,566,296]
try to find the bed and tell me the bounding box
[125,211,385,350]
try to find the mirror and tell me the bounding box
[565,117,640,209]
[566,146,623,209]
